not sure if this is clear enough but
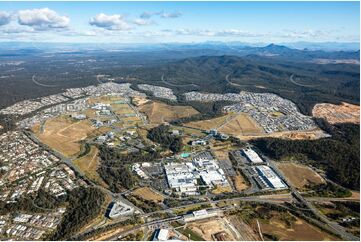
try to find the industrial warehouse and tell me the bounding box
[164,152,230,196]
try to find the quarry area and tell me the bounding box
[312,102,360,124]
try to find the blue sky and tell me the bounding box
[0,1,359,43]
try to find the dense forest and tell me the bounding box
[97,145,160,192]
[147,124,183,153]
[50,187,105,240]
[251,122,360,190]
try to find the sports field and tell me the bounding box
[33,116,95,158]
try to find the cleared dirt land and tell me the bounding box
[312,102,360,124]
[187,218,237,241]
[139,101,199,124]
[132,187,165,202]
[73,146,108,187]
[132,96,150,106]
[33,116,95,158]
[218,113,264,136]
[239,129,328,141]
[277,162,325,189]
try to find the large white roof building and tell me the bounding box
[256,165,287,189]
[243,148,264,164]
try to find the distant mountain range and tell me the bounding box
[0,42,359,64]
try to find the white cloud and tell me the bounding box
[167,28,263,38]
[133,18,154,26]
[160,11,182,18]
[0,11,11,26]
[18,8,69,30]
[140,11,154,19]
[139,11,182,19]
[89,13,131,30]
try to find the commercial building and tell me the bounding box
[242,148,264,164]
[107,200,134,219]
[164,163,198,195]
[255,165,287,189]
[152,229,169,241]
[183,209,220,222]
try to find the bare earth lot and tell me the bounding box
[139,101,199,124]
[312,102,360,124]
[187,218,237,241]
[277,162,325,189]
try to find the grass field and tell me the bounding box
[132,187,165,202]
[277,162,325,189]
[33,116,95,158]
[218,113,264,136]
[185,114,232,130]
[258,215,338,241]
[73,145,108,187]
[211,185,233,194]
[139,101,199,124]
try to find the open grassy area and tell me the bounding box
[258,215,338,241]
[218,113,264,136]
[176,227,204,241]
[185,114,232,130]
[73,145,108,187]
[231,172,250,192]
[33,115,96,158]
[139,101,199,124]
[132,187,165,202]
[277,162,325,189]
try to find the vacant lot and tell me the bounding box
[258,216,338,241]
[187,218,237,241]
[185,114,232,130]
[33,116,95,158]
[231,173,249,192]
[132,187,164,202]
[219,113,264,136]
[278,162,325,189]
[312,102,360,124]
[211,185,233,194]
[139,101,199,124]
[132,96,150,106]
[73,146,107,187]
